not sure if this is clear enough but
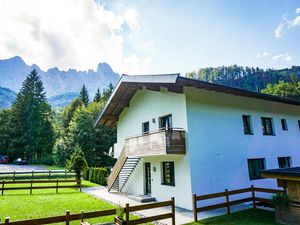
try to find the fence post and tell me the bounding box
[56,179,59,194]
[225,189,230,215]
[66,210,70,225]
[125,203,130,222]
[4,217,9,225]
[65,170,67,180]
[31,171,34,180]
[30,179,33,194]
[2,180,4,196]
[13,171,15,182]
[49,170,51,180]
[171,197,175,225]
[79,179,82,192]
[81,211,84,222]
[251,185,256,209]
[193,193,197,222]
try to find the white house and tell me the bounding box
[95,74,300,210]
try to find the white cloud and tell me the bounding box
[0,0,153,74]
[256,51,270,58]
[271,52,292,62]
[123,9,140,30]
[274,22,285,38]
[274,8,300,38]
[291,16,300,26]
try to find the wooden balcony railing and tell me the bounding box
[124,128,186,157]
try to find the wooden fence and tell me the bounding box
[0,170,75,181]
[121,198,175,225]
[1,179,81,195]
[193,185,284,222]
[0,198,175,225]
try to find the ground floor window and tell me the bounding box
[278,157,291,168]
[247,158,266,180]
[162,161,175,186]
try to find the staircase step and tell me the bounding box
[127,195,156,203]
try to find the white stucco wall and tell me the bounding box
[116,88,193,209]
[116,88,188,157]
[184,87,300,204]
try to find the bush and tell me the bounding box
[84,167,108,185]
[272,193,290,209]
[31,155,54,166]
[66,145,88,180]
[83,167,89,180]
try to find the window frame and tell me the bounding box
[261,117,275,136]
[242,115,253,135]
[281,119,288,131]
[161,161,175,186]
[159,114,173,130]
[278,157,291,168]
[142,121,150,134]
[247,158,266,180]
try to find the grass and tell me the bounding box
[186,209,280,225]
[29,164,66,170]
[0,180,136,225]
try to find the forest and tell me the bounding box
[186,65,300,92]
[0,70,116,168]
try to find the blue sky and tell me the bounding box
[0,0,299,75]
[108,0,300,74]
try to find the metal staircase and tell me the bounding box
[107,148,140,192]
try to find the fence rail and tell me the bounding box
[1,179,81,195]
[122,198,175,225]
[0,170,75,181]
[193,185,284,222]
[0,198,175,225]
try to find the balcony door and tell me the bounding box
[144,162,151,195]
[159,114,172,130]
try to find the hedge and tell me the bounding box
[83,167,108,185]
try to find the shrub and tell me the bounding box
[88,167,94,182]
[66,145,88,181]
[31,155,54,166]
[84,167,108,185]
[272,193,290,209]
[83,167,89,180]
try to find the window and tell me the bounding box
[247,158,266,180]
[142,121,149,134]
[159,114,172,130]
[242,115,253,135]
[278,157,291,168]
[298,120,300,132]
[162,162,175,186]
[261,117,275,135]
[281,119,288,131]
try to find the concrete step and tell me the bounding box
[127,194,156,203]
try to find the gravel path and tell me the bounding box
[0,164,47,172]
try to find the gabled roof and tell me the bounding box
[95,74,300,127]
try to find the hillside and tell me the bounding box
[187,65,300,91]
[48,92,79,108]
[0,56,119,97]
[0,87,16,109]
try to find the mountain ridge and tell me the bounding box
[0,56,119,97]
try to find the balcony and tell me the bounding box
[124,128,186,157]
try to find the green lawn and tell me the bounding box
[0,180,134,225]
[186,209,280,225]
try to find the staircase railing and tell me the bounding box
[107,148,127,191]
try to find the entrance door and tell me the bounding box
[145,162,151,195]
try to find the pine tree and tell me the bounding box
[102,83,114,102]
[93,88,102,102]
[79,85,89,107]
[10,69,55,161]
